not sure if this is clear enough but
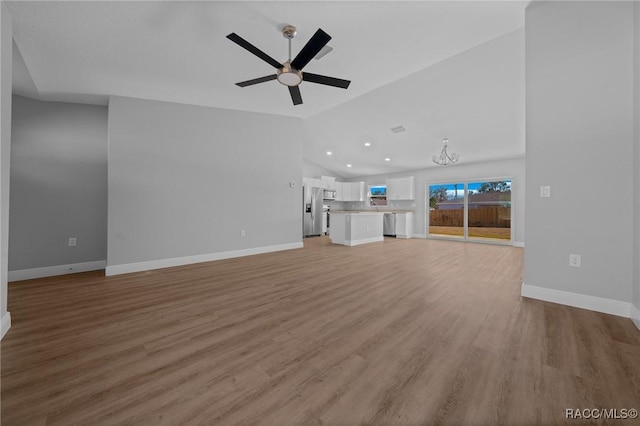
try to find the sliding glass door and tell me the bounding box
[428,183,464,238]
[428,180,512,242]
[467,180,511,240]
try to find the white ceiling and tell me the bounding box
[305,27,525,178]
[7,0,528,178]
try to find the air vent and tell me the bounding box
[390,125,406,134]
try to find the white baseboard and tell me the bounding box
[632,304,640,332]
[106,242,303,276]
[1,312,11,339]
[521,283,632,319]
[9,260,107,282]
[412,233,427,239]
[513,241,525,248]
[345,236,384,247]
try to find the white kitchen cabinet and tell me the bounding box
[321,176,337,190]
[386,177,415,200]
[350,181,365,202]
[335,181,364,201]
[395,212,414,238]
[335,181,344,201]
[386,179,399,200]
[330,212,384,246]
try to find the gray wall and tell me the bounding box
[344,157,525,243]
[1,3,13,331]
[107,96,303,269]
[525,1,634,303]
[9,96,108,271]
[303,158,339,179]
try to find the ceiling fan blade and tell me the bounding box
[302,72,351,89]
[289,86,303,105]
[226,33,282,69]
[236,74,277,87]
[290,29,332,71]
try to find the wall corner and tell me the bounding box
[1,1,14,340]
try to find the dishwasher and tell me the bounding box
[383,213,396,237]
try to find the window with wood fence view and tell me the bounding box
[429,180,511,241]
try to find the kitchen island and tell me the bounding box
[329,212,385,246]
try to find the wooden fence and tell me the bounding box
[429,206,511,228]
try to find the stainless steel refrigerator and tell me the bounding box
[303,186,324,237]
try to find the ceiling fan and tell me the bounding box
[226,25,351,106]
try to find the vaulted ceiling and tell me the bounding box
[7,1,528,178]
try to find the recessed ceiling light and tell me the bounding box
[326,151,332,155]
[364,142,371,147]
[390,125,406,134]
[385,158,391,162]
[346,164,352,168]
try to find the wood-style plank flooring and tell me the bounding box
[2,237,639,425]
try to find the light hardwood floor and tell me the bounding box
[2,237,639,425]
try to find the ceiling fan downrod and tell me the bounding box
[282,25,297,62]
[278,25,302,87]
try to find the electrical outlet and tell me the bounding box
[240,229,246,237]
[569,254,581,268]
[68,237,77,247]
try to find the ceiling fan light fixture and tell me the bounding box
[277,62,302,87]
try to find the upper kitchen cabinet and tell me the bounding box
[321,176,337,190]
[335,181,345,201]
[386,177,415,200]
[350,182,365,202]
[335,181,365,201]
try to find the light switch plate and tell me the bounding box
[540,186,551,198]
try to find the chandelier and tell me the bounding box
[432,138,459,166]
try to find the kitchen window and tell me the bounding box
[369,185,387,206]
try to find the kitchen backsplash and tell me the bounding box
[328,200,416,212]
